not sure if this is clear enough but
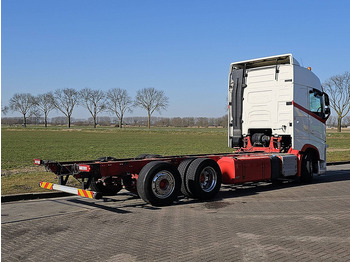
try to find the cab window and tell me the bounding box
[309,91,323,116]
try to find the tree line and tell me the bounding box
[327,115,350,128]
[2,71,349,131]
[2,87,169,129]
[1,115,229,128]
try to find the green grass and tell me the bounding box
[1,126,230,170]
[1,126,350,195]
[1,126,232,194]
[1,171,81,195]
[326,130,350,162]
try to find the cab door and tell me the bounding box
[308,88,327,157]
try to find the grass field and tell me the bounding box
[2,126,350,195]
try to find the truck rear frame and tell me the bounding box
[35,140,313,206]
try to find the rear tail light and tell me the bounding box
[34,159,42,165]
[78,165,91,172]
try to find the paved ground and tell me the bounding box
[2,164,350,262]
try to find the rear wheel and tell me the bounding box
[186,158,222,200]
[300,152,315,183]
[178,158,195,197]
[137,161,181,206]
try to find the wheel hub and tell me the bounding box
[199,167,217,192]
[159,179,169,190]
[151,171,175,199]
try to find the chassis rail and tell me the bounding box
[34,150,305,206]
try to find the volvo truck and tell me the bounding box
[35,54,330,206]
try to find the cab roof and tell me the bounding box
[230,54,300,69]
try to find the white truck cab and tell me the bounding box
[228,54,330,174]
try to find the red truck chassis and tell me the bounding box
[34,136,315,206]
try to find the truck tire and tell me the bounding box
[177,158,196,197]
[186,158,222,200]
[300,152,314,184]
[137,161,181,206]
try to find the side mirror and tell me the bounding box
[324,93,330,106]
[324,107,331,121]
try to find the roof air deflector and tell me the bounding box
[231,54,296,70]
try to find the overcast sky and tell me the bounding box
[2,0,350,119]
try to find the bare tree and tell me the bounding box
[135,88,169,129]
[323,72,350,132]
[53,88,79,128]
[80,88,105,128]
[28,107,43,125]
[105,88,133,128]
[34,92,55,127]
[2,105,9,115]
[9,93,35,127]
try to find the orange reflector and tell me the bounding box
[40,181,53,190]
[39,182,100,199]
[78,189,94,198]
[307,67,311,71]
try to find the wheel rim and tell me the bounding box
[151,170,175,199]
[199,166,217,192]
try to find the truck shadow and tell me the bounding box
[175,169,350,207]
[216,170,350,201]
[66,198,133,214]
[65,170,350,212]
[67,193,162,214]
